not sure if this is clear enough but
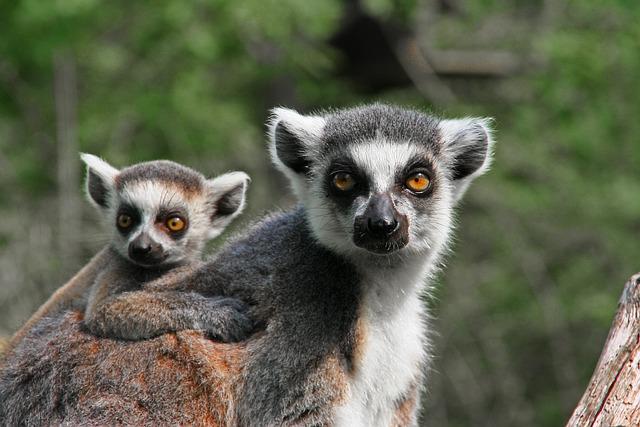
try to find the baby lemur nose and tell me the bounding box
[128,233,163,264]
[364,194,400,237]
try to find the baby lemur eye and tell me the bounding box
[117,214,133,230]
[166,216,186,232]
[332,172,356,192]
[405,172,431,193]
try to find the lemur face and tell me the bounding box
[81,154,249,268]
[269,104,493,260]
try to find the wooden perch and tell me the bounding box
[568,273,640,426]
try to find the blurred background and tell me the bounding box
[0,0,639,425]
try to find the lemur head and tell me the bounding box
[268,104,493,262]
[81,154,250,268]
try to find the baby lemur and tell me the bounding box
[80,154,252,341]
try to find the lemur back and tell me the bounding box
[0,104,494,426]
[3,246,111,356]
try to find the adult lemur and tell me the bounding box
[0,104,493,426]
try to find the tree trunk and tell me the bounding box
[567,273,640,426]
[53,51,80,274]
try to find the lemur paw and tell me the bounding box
[202,297,254,343]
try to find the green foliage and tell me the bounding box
[1,1,639,426]
[426,1,640,425]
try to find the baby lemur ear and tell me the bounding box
[268,107,326,176]
[439,117,495,201]
[80,153,119,210]
[206,171,250,238]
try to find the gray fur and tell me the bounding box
[87,169,110,208]
[175,209,362,425]
[115,159,205,192]
[84,247,253,342]
[79,156,252,341]
[0,209,358,425]
[0,104,493,426]
[320,103,442,155]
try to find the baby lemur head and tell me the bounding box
[81,154,250,268]
[269,104,493,262]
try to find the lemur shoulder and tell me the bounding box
[0,104,494,427]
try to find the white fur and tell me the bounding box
[114,181,204,263]
[80,153,119,183]
[335,261,432,427]
[269,107,326,143]
[268,108,493,425]
[299,140,451,425]
[80,153,119,210]
[303,140,454,259]
[80,154,249,267]
[111,174,248,262]
[438,117,495,201]
[267,107,326,199]
[118,181,185,220]
[206,171,251,238]
[349,140,422,193]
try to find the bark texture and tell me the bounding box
[568,273,640,426]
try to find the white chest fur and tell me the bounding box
[335,266,428,427]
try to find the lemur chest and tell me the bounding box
[335,290,426,427]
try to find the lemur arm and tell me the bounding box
[83,263,253,341]
[141,261,228,295]
[6,246,112,354]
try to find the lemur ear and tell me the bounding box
[80,153,119,210]
[206,171,250,239]
[268,107,326,176]
[439,117,494,201]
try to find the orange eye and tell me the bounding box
[333,172,356,192]
[166,216,186,232]
[117,214,133,229]
[405,173,431,193]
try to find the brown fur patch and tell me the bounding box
[391,382,419,427]
[5,247,111,358]
[351,311,368,373]
[0,337,7,357]
[115,160,205,197]
[322,352,350,406]
[174,330,249,424]
[4,311,250,425]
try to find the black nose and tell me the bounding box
[130,242,151,255]
[367,216,399,236]
[128,233,163,264]
[363,193,400,237]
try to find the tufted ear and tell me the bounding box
[439,117,494,201]
[267,107,326,176]
[206,171,250,239]
[80,153,119,210]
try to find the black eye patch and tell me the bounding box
[116,204,141,235]
[323,157,370,209]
